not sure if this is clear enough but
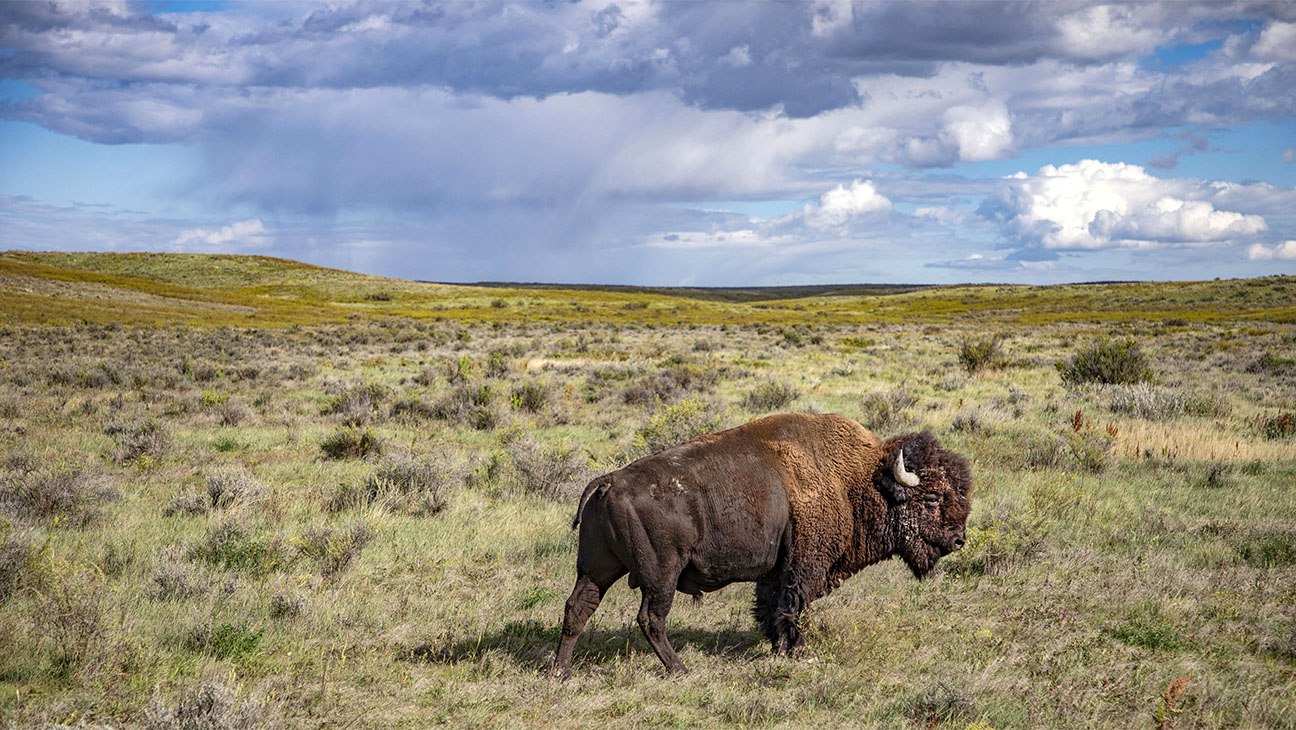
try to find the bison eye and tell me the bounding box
[922,494,941,506]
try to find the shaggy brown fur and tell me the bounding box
[550,413,972,677]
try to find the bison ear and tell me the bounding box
[878,478,909,505]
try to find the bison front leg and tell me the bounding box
[753,573,808,655]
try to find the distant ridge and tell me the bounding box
[434,281,931,303]
[2,251,1293,326]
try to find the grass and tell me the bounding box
[4,251,1296,327]
[0,253,1294,728]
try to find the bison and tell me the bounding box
[551,412,972,677]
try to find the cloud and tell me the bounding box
[790,179,893,233]
[1253,21,1296,63]
[1246,241,1296,260]
[170,219,268,249]
[1285,148,1296,164]
[1055,4,1164,60]
[981,160,1268,250]
[647,179,892,250]
[1,1,1294,285]
[939,100,1014,161]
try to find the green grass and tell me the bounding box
[4,251,1295,327]
[0,254,1294,728]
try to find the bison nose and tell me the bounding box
[951,537,966,551]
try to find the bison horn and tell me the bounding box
[894,451,920,488]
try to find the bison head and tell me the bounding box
[875,431,973,579]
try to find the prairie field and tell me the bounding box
[1,252,1294,729]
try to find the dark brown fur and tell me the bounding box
[550,413,972,677]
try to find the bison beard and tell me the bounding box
[551,413,972,677]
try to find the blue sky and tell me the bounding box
[2,1,1295,285]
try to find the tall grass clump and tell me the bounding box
[957,335,1004,374]
[1056,338,1153,386]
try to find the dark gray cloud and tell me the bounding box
[3,0,1289,124]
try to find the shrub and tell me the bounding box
[506,435,591,500]
[1020,432,1068,470]
[389,397,437,423]
[903,680,976,726]
[189,520,289,576]
[150,549,207,601]
[269,592,306,620]
[216,399,254,427]
[185,622,264,660]
[1067,430,1114,472]
[622,365,718,406]
[433,383,499,429]
[1258,413,1296,440]
[322,382,391,426]
[942,512,1044,578]
[338,452,465,515]
[1105,383,1229,419]
[1056,338,1153,386]
[297,523,374,577]
[485,350,511,378]
[743,380,800,412]
[858,388,916,433]
[627,399,726,461]
[510,381,549,413]
[957,335,1004,374]
[32,574,106,677]
[111,417,171,464]
[0,465,119,528]
[0,394,20,419]
[951,408,987,435]
[320,427,383,460]
[163,493,210,518]
[1246,352,1295,375]
[0,525,39,602]
[205,467,267,510]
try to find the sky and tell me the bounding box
[1,1,1295,286]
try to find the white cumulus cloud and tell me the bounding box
[170,219,268,248]
[983,160,1267,250]
[940,100,1014,162]
[1246,241,1296,260]
[791,179,893,233]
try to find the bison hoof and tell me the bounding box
[548,663,572,681]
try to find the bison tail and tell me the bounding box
[571,477,611,529]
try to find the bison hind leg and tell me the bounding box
[550,567,625,680]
